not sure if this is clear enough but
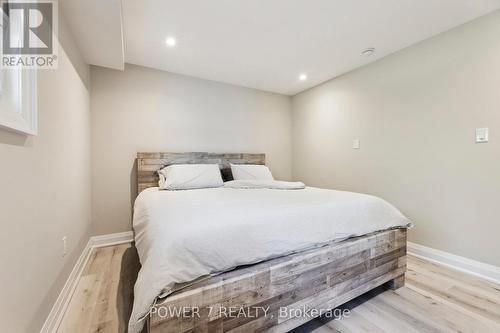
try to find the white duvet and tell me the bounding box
[129,182,411,333]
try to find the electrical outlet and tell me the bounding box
[62,236,67,257]
[476,128,489,143]
[352,139,360,149]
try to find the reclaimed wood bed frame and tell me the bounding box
[136,152,407,333]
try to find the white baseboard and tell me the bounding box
[40,231,134,333]
[91,230,135,248]
[39,238,93,333]
[408,241,500,284]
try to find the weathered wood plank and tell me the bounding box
[149,229,407,333]
[387,275,405,290]
[57,245,500,333]
[136,152,266,194]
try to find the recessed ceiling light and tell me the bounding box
[299,74,307,81]
[165,37,177,47]
[362,47,375,57]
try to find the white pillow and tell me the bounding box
[230,164,274,181]
[158,164,223,190]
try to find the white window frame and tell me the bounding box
[0,5,38,136]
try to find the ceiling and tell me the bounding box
[60,0,124,70]
[63,0,500,95]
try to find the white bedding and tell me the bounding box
[224,179,306,189]
[129,183,411,333]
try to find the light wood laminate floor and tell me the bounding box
[57,243,500,333]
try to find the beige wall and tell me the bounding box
[292,11,500,267]
[0,14,91,333]
[90,64,292,234]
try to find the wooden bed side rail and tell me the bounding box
[148,228,407,333]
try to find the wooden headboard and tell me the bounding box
[137,152,266,194]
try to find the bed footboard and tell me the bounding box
[148,228,407,333]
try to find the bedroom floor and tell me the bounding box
[57,243,500,333]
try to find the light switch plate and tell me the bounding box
[476,128,489,143]
[352,139,360,149]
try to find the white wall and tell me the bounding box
[292,11,500,267]
[0,14,91,333]
[90,64,292,234]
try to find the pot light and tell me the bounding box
[362,47,375,57]
[299,74,307,81]
[165,37,177,47]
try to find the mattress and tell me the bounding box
[129,184,411,333]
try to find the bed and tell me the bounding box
[131,152,411,333]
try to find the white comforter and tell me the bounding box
[224,179,306,189]
[129,183,411,333]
